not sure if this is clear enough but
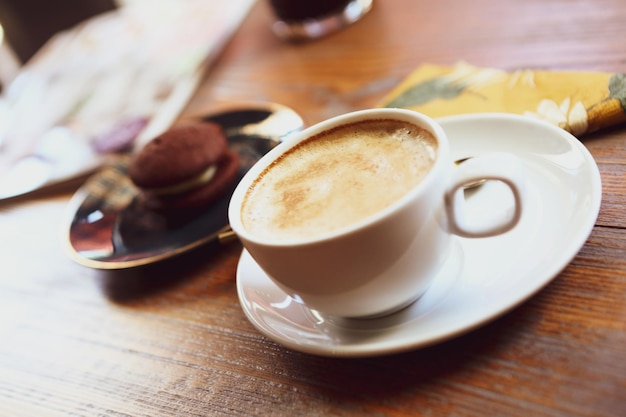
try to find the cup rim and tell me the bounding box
[228,108,449,247]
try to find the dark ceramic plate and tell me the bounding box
[64,103,303,269]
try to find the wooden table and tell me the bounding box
[2,0,625,415]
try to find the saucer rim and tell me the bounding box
[235,113,602,357]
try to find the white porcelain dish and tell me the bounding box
[236,113,602,357]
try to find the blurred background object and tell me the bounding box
[0,0,256,200]
[0,0,117,63]
[0,0,122,92]
[268,0,372,41]
[0,21,20,90]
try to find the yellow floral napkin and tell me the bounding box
[379,62,626,137]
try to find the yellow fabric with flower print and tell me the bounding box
[379,62,626,137]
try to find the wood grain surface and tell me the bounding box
[1,0,625,416]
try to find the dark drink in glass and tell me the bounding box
[268,0,373,41]
[269,0,353,22]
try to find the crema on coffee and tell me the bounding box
[241,119,437,241]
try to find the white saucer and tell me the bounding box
[236,113,602,357]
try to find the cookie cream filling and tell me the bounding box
[149,165,218,196]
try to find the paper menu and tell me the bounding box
[0,0,256,200]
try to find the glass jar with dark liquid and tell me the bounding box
[268,0,373,41]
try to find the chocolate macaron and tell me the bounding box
[128,122,240,212]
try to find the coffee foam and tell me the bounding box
[241,119,437,241]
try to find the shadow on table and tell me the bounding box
[283,307,533,403]
[95,239,242,303]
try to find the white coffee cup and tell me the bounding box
[228,109,525,318]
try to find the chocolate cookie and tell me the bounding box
[129,122,228,188]
[138,150,240,211]
[128,122,240,212]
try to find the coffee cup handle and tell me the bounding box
[445,152,526,238]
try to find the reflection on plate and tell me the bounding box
[236,113,602,357]
[65,103,303,269]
